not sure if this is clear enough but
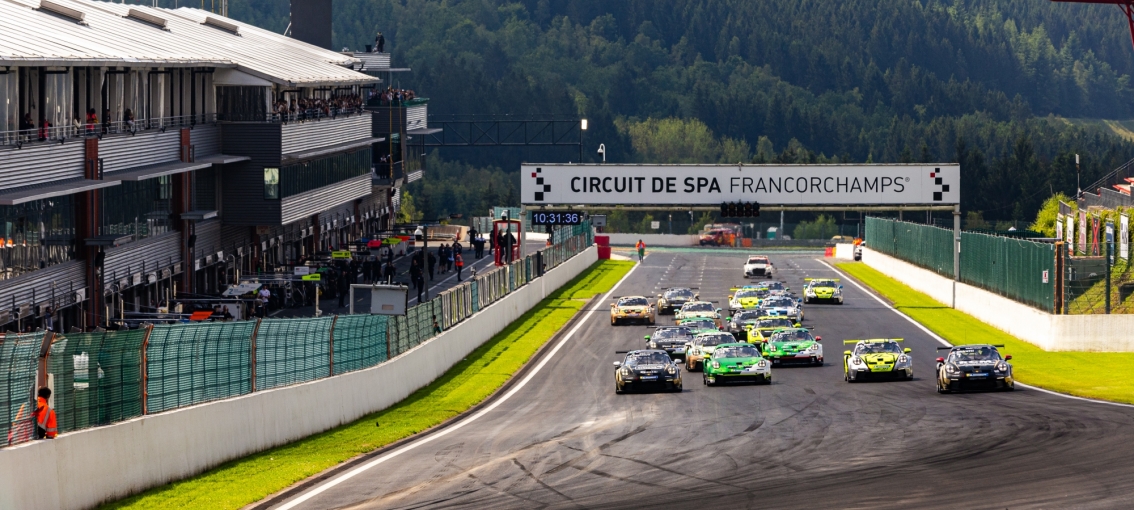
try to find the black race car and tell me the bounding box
[726,310,764,340]
[936,344,1015,393]
[656,287,698,315]
[645,326,694,360]
[614,349,683,393]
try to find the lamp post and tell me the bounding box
[579,119,588,162]
[597,143,606,163]
[1076,153,1081,199]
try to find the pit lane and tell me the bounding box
[267,249,1134,509]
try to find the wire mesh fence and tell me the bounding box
[1,223,592,447]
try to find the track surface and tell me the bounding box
[271,251,1134,509]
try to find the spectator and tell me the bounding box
[426,249,436,281]
[102,108,110,134]
[455,252,464,281]
[410,259,424,301]
[124,108,135,131]
[453,240,463,256]
[19,112,34,134]
[375,32,385,53]
[362,256,374,284]
[85,108,97,135]
[472,235,485,259]
[433,316,441,334]
[384,259,396,283]
[34,387,57,440]
[38,117,51,141]
[258,286,271,311]
[221,306,234,321]
[337,271,350,308]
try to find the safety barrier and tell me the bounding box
[0,223,592,449]
[866,217,1055,311]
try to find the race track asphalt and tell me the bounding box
[267,250,1134,510]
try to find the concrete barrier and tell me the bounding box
[860,247,1134,352]
[0,246,598,510]
[606,233,700,246]
[834,243,856,260]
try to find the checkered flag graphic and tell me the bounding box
[532,167,551,201]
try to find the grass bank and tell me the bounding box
[836,262,1134,405]
[104,260,635,510]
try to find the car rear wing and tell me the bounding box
[844,338,903,344]
[803,278,840,282]
[937,344,1004,350]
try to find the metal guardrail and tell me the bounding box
[0,223,592,447]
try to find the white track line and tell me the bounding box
[274,262,643,510]
[821,260,1134,409]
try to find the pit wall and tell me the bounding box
[860,247,1134,352]
[0,246,598,510]
[605,233,701,246]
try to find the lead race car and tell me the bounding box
[614,349,683,393]
[743,255,773,278]
[843,339,912,382]
[656,287,698,315]
[762,327,823,366]
[674,301,723,327]
[936,344,1014,393]
[803,278,844,304]
[703,342,772,386]
[610,296,656,325]
[645,326,694,360]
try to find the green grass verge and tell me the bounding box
[836,261,1134,405]
[103,260,635,510]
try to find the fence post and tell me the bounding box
[250,318,262,393]
[328,315,338,377]
[141,324,153,415]
[36,330,54,390]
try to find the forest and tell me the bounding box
[140,0,1134,225]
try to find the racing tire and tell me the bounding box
[611,317,617,326]
[704,374,716,386]
[615,381,624,394]
[845,371,851,383]
[936,380,949,394]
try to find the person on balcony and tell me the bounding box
[375,32,385,52]
[19,113,34,140]
[38,117,51,141]
[85,108,97,136]
[124,109,135,131]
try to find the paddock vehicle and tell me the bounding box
[743,256,773,278]
[936,344,1015,393]
[677,318,721,336]
[703,343,772,386]
[674,301,722,326]
[742,316,800,343]
[645,326,694,360]
[656,287,698,315]
[614,349,683,393]
[758,295,804,322]
[684,331,736,371]
[700,229,736,246]
[727,287,765,313]
[610,296,655,326]
[763,328,823,366]
[843,339,912,382]
[803,278,844,304]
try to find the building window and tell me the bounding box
[100,177,173,241]
[279,148,370,198]
[264,167,280,200]
[0,197,77,281]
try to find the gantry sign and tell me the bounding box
[520,164,959,207]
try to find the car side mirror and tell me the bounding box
[903,348,911,353]
[656,294,662,298]
[694,294,700,299]
[728,295,733,299]
[935,357,945,363]
[644,335,651,341]
[1004,355,1012,360]
[815,336,822,341]
[839,285,844,289]
[843,350,851,356]
[725,316,731,321]
[613,361,622,368]
[716,308,722,312]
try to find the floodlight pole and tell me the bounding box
[953,204,961,309]
[519,205,526,260]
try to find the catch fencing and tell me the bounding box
[1,223,593,448]
[866,217,1055,311]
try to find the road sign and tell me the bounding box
[301,274,321,281]
[650,221,660,229]
[521,164,960,206]
[331,250,352,259]
[294,266,311,276]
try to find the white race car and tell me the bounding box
[743,255,773,278]
[758,295,804,322]
[674,301,722,326]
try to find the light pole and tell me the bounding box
[1076,153,1081,199]
[579,119,588,162]
[597,143,606,163]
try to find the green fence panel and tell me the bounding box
[866,217,953,276]
[1,333,43,446]
[47,329,146,434]
[332,315,388,374]
[256,317,333,391]
[146,321,255,414]
[471,280,479,313]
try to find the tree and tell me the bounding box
[794,215,838,239]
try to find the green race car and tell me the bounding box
[843,339,912,382]
[703,342,772,385]
[803,278,844,304]
[763,328,823,366]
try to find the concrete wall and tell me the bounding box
[606,233,700,246]
[860,247,1134,352]
[0,246,598,510]
[834,243,856,260]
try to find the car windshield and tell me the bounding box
[715,345,762,358]
[734,290,760,299]
[856,342,902,354]
[682,319,716,329]
[626,352,672,366]
[764,298,794,307]
[812,281,838,288]
[756,318,795,329]
[734,311,762,322]
[950,347,1001,362]
[761,282,785,291]
[665,289,694,299]
[699,334,733,346]
[772,330,814,342]
[684,302,714,312]
[618,297,648,307]
[747,257,768,264]
[652,327,691,340]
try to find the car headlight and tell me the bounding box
[620,367,631,376]
[648,342,657,349]
[945,364,958,373]
[712,361,720,369]
[757,360,768,368]
[808,344,820,351]
[666,365,677,375]
[996,361,1009,372]
[896,355,911,366]
[852,357,864,365]
[691,349,700,356]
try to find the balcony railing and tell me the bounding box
[219,107,368,124]
[0,114,218,149]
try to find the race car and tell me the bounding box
[843,339,912,382]
[757,295,804,322]
[936,344,1014,393]
[677,317,721,336]
[610,296,655,326]
[726,310,765,340]
[684,331,735,371]
[742,255,773,278]
[656,287,698,315]
[803,278,844,304]
[614,349,683,393]
[743,316,801,343]
[674,301,722,326]
[645,326,694,360]
[757,281,788,293]
[727,287,765,313]
[762,328,823,366]
[703,342,772,386]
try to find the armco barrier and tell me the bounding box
[0,245,597,510]
[861,247,1134,351]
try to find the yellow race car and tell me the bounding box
[843,339,912,382]
[610,296,656,326]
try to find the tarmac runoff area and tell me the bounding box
[266,249,1134,510]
